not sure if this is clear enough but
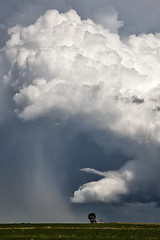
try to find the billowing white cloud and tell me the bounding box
[2,9,160,205]
[71,168,133,203]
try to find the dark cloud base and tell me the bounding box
[1,116,160,222]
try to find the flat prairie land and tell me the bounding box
[0,222,160,240]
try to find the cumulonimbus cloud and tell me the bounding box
[2,9,160,204]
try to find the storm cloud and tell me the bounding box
[1,0,160,223]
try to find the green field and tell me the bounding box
[0,223,160,240]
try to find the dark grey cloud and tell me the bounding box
[1,116,160,223]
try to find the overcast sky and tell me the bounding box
[1,0,160,223]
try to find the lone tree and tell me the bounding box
[88,212,96,223]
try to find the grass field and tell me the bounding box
[0,223,160,240]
